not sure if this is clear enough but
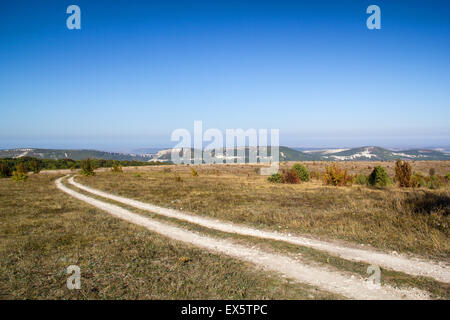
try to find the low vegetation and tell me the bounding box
[292,163,310,182]
[80,159,95,176]
[323,164,353,186]
[368,166,391,188]
[77,162,450,259]
[0,156,165,177]
[12,163,28,182]
[395,159,412,188]
[110,161,123,173]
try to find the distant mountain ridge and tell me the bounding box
[148,146,450,162]
[0,148,153,161]
[1,146,449,162]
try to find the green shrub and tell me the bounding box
[395,159,412,187]
[267,173,283,183]
[291,164,310,182]
[80,159,95,176]
[355,174,368,185]
[429,168,436,176]
[111,161,123,173]
[12,163,28,182]
[446,173,450,181]
[0,162,12,178]
[427,175,442,189]
[368,166,391,188]
[282,169,300,184]
[323,164,352,186]
[411,172,427,188]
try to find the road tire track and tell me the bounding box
[56,176,429,299]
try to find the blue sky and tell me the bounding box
[1,0,449,151]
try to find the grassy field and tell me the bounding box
[0,174,339,299]
[76,161,450,260]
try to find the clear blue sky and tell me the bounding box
[1,0,449,151]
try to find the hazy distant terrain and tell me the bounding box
[2,146,450,162]
[0,148,153,161]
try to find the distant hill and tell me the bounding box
[150,146,450,162]
[304,146,450,161]
[1,146,449,162]
[0,148,153,161]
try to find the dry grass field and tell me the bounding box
[76,161,450,260]
[1,161,449,299]
[0,174,339,299]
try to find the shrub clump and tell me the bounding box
[410,172,427,188]
[395,159,412,187]
[291,164,310,182]
[0,162,12,178]
[323,164,352,186]
[355,174,368,185]
[427,175,442,190]
[80,159,95,176]
[12,163,28,182]
[111,161,123,173]
[282,169,300,184]
[267,173,283,183]
[368,166,391,188]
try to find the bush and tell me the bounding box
[111,161,123,173]
[368,166,391,187]
[80,159,95,176]
[292,164,310,182]
[429,168,436,176]
[395,159,412,187]
[323,164,352,186]
[446,173,450,181]
[427,175,442,190]
[282,169,300,184]
[12,163,28,181]
[267,173,283,183]
[0,162,12,178]
[410,172,427,188]
[355,174,368,185]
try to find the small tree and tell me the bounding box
[292,164,310,182]
[80,159,95,176]
[368,166,391,188]
[12,163,28,181]
[395,159,411,187]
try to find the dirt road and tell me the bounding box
[67,176,450,284]
[56,176,432,299]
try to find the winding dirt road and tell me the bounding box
[56,176,435,299]
[67,176,450,284]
